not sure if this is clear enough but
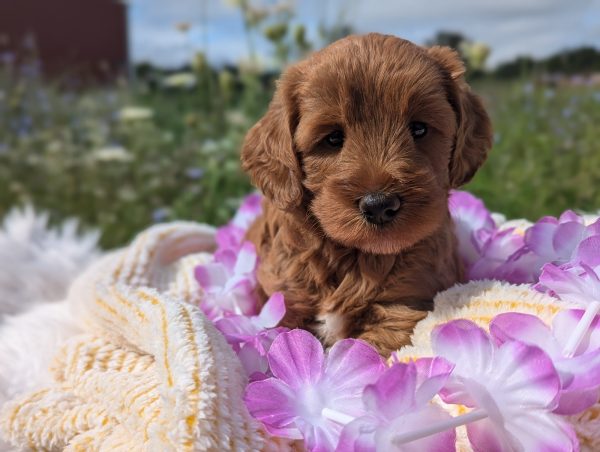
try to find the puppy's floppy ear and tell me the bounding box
[428,46,493,188]
[241,66,304,210]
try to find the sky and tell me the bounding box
[128,0,600,69]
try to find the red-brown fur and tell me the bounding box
[241,33,493,355]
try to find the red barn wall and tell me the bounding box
[0,0,128,78]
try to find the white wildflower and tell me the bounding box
[92,146,133,162]
[162,72,197,89]
[119,106,153,121]
[226,110,249,127]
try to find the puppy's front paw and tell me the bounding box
[356,304,429,356]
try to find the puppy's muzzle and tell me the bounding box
[359,193,402,225]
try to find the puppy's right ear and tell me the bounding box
[241,66,304,210]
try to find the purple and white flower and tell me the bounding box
[337,358,456,452]
[195,241,259,320]
[244,329,386,451]
[468,228,535,284]
[448,191,537,284]
[536,241,600,359]
[215,292,288,378]
[525,211,600,267]
[449,190,497,269]
[216,193,263,252]
[491,310,600,414]
[432,320,577,452]
[538,233,600,303]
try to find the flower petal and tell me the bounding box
[466,416,515,452]
[469,229,533,283]
[559,210,582,223]
[448,190,496,267]
[449,190,496,231]
[561,349,600,391]
[433,320,494,406]
[362,363,417,420]
[432,320,494,377]
[214,315,255,342]
[324,338,386,414]
[215,225,245,251]
[238,342,270,376]
[574,235,600,267]
[468,396,578,451]
[414,357,455,405]
[501,410,578,452]
[223,278,258,316]
[244,377,302,438]
[554,385,600,415]
[232,193,263,229]
[301,419,343,452]
[336,415,377,452]
[234,241,258,275]
[552,309,600,355]
[214,248,237,271]
[490,312,561,358]
[195,263,228,291]
[483,228,526,260]
[553,222,585,262]
[268,329,324,387]
[257,292,286,328]
[376,405,457,452]
[538,263,593,305]
[588,218,600,235]
[490,252,542,284]
[495,341,560,409]
[255,327,288,355]
[525,220,558,260]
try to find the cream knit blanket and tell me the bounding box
[1,221,599,451]
[0,222,277,451]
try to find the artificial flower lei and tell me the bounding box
[194,191,600,451]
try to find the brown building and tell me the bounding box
[0,0,128,79]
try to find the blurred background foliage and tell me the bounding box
[1,0,599,248]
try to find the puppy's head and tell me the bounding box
[242,33,492,254]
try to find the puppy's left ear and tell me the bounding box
[428,46,493,188]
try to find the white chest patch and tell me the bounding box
[316,312,346,344]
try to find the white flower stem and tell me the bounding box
[321,407,356,425]
[323,406,489,445]
[562,301,600,358]
[392,409,488,446]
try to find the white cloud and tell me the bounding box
[129,0,248,66]
[337,0,598,66]
[129,0,600,68]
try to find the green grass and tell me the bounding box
[467,80,600,220]
[0,67,271,248]
[1,66,599,248]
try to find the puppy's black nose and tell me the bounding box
[359,193,402,225]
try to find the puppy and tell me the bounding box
[241,33,492,355]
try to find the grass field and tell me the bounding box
[469,79,600,221]
[1,65,599,248]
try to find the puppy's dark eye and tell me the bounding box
[324,130,344,149]
[409,122,428,139]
